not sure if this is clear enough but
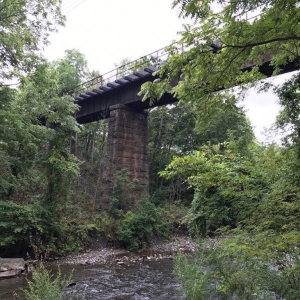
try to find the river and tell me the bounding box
[0,258,186,299]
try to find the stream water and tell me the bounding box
[0,258,186,299]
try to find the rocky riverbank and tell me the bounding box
[0,258,37,279]
[47,236,196,266]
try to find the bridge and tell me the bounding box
[73,44,299,209]
[73,46,180,209]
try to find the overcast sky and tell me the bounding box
[45,0,184,72]
[44,0,285,143]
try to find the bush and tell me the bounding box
[150,188,169,206]
[117,199,170,250]
[175,244,271,300]
[24,263,71,300]
[0,200,93,258]
[176,234,300,300]
[0,200,56,258]
[175,248,215,300]
[162,202,189,233]
[0,201,34,251]
[93,213,119,244]
[109,168,138,217]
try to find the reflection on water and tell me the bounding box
[0,258,186,300]
[0,275,28,300]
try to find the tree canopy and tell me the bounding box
[0,0,64,84]
[140,0,300,111]
[152,2,300,299]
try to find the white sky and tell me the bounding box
[45,0,184,73]
[43,0,288,144]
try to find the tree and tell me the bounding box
[19,62,80,250]
[148,100,254,204]
[172,141,300,299]
[160,142,266,236]
[148,105,198,203]
[149,2,300,298]
[276,73,300,157]
[140,0,300,109]
[0,0,64,84]
[54,49,89,96]
[0,0,65,196]
[0,60,82,257]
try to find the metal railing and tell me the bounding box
[73,41,184,97]
[73,12,262,98]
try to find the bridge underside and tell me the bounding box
[75,58,299,125]
[75,65,180,124]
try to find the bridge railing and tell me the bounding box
[72,42,184,97]
[73,12,262,98]
[73,41,184,97]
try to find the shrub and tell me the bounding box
[109,168,138,217]
[175,248,215,300]
[161,202,189,233]
[23,263,86,300]
[150,188,169,206]
[0,200,55,258]
[0,201,34,251]
[117,199,170,250]
[94,212,119,244]
[24,263,71,300]
[176,234,300,300]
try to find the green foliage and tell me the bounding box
[165,66,300,299]
[194,105,254,156]
[0,83,46,198]
[0,60,82,256]
[24,265,67,300]
[109,169,138,217]
[56,212,103,255]
[0,0,64,83]
[0,0,101,258]
[148,101,254,204]
[24,263,73,300]
[177,235,300,300]
[0,201,34,248]
[18,63,81,207]
[54,49,89,95]
[92,213,120,245]
[117,211,143,250]
[175,246,219,300]
[141,0,300,122]
[0,200,81,258]
[161,202,189,233]
[117,199,169,250]
[276,73,300,159]
[148,105,200,196]
[97,169,174,250]
[91,199,173,251]
[158,83,300,298]
[160,142,265,236]
[150,188,170,206]
[76,119,108,165]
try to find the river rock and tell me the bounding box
[0,258,25,279]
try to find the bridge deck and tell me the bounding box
[75,57,299,124]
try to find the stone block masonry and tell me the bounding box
[101,104,149,210]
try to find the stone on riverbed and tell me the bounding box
[0,258,25,279]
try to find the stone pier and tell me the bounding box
[101,104,149,210]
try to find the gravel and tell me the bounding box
[47,236,196,266]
